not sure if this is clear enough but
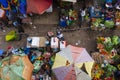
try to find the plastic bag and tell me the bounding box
[5,30,17,41]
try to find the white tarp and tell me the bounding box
[46,5,53,12]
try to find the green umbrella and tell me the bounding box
[0,55,34,80]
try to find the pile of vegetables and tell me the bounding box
[92,18,104,27]
[92,36,120,79]
[104,20,114,28]
[91,18,105,31]
[97,36,120,54]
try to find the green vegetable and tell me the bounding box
[112,36,120,45]
[104,42,113,52]
[105,37,111,43]
[104,20,114,28]
[103,64,117,77]
[92,18,104,28]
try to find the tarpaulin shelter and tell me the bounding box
[0,55,34,80]
[52,45,94,80]
[27,0,52,14]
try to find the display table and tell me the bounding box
[27,37,46,48]
[51,37,59,49]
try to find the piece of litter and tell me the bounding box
[75,43,79,45]
[30,22,33,25]
[33,26,36,29]
[2,30,6,32]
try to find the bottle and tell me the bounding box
[39,75,43,80]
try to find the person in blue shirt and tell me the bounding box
[18,0,27,18]
[0,0,10,16]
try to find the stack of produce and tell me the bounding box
[91,18,105,31]
[92,36,120,80]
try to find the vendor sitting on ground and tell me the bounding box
[56,30,64,41]
[59,16,67,27]
[105,0,113,8]
[115,2,120,10]
[105,8,114,20]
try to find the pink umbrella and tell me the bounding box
[52,45,94,80]
[27,0,52,14]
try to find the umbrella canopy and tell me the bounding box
[53,64,91,80]
[0,55,34,80]
[27,0,52,14]
[52,45,94,80]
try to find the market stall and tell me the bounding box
[90,5,116,30]
[59,1,77,28]
[27,37,47,48]
[104,8,115,29]
[89,5,105,31]
[89,0,120,31]
[91,36,120,80]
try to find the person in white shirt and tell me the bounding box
[80,9,86,22]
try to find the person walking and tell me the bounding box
[79,8,86,27]
[18,0,27,18]
[80,8,86,22]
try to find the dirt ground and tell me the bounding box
[0,1,120,54]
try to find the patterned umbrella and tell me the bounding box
[52,45,94,80]
[0,55,34,80]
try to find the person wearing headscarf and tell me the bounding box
[0,0,11,16]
